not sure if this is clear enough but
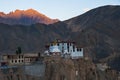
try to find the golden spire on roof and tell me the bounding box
[53,40,57,45]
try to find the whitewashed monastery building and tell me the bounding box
[44,40,84,59]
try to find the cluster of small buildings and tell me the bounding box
[0,53,40,66]
[44,39,84,59]
[0,53,44,80]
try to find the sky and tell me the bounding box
[0,0,120,21]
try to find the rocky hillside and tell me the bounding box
[0,9,59,25]
[0,5,120,71]
[0,22,70,53]
[64,5,120,71]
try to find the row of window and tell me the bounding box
[77,48,82,51]
[18,55,24,58]
[11,60,24,63]
[51,43,73,46]
[50,43,82,52]
[67,46,82,52]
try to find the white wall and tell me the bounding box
[49,42,83,58]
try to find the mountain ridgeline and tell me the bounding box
[0,9,59,25]
[0,5,120,71]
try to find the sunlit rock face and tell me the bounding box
[0,9,59,25]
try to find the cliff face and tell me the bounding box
[0,57,119,80]
[44,57,118,80]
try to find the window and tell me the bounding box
[79,48,82,51]
[38,53,41,57]
[77,48,79,51]
[15,60,17,63]
[57,43,59,46]
[30,59,32,62]
[11,60,14,63]
[21,55,23,58]
[62,47,64,53]
[70,43,71,46]
[19,55,20,58]
[67,45,69,52]
[22,60,23,62]
[7,55,10,59]
[73,46,75,52]
[67,43,69,46]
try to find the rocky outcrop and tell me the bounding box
[0,57,119,80]
[44,57,118,80]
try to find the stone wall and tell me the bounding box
[0,63,45,80]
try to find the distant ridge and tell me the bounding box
[0,9,59,25]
